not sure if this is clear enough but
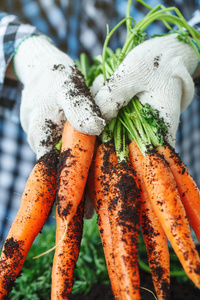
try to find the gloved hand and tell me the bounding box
[94,34,199,146]
[14,35,105,159]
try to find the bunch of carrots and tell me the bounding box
[0,117,96,299]
[86,98,200,299]
[82,1,200,298]
[1,0,200,299]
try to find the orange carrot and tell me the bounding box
[86,138,101,210]
[51,198,84,299]
[51,120,95,298]
[0,150,58,298]
[56,120,96,224]
[129,140,170,300]
[142,152,200,289]
[157,144,200,243]
[90,142,120,298]
[108,161,141,300]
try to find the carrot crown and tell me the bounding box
[119,98,168,156]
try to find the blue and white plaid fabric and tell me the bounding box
[0,0,200,245]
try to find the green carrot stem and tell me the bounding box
[102,17,135,80]
[125,0,134,39]
[120,4,200,62]
[136,0,153,11]
[133,99,166,147]
[119,103,151,156]
[55,138,62,151]
[114,119,129,163]
[102,118,117,143]
[119,97,167,156]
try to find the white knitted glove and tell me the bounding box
[94,34,199,146]
[14,35,105,159]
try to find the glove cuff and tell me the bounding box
[13,35,73,84]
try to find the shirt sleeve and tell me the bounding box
[0,12,42,93]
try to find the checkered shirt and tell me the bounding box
[0,0,200,245]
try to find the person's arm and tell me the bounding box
[0,13,105,160]
[1,13,105,222]
[0,12,41,91]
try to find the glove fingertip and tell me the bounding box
[90,74,105,97]
[69,115,106,136]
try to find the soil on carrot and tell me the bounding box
[71,268,200,300]
[1,237,25,294]
[57,199,84,298]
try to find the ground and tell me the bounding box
[71,268,200,300]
